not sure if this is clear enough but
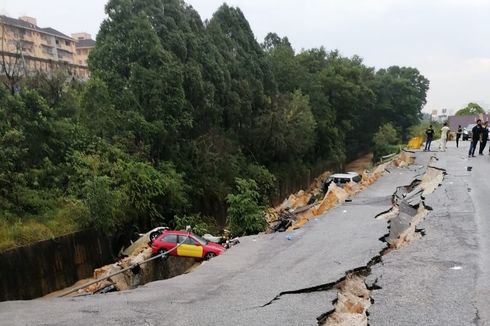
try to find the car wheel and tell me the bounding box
[149,231,162,242]
[158,249,169,260]
[204,252,216,260]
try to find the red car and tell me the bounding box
[151,230,225,260]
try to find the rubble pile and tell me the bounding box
[392,150,415,167]
[83,246,154,294]
[323,274,371,326]
[275,190,314,213]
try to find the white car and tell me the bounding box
[323,172,362,192]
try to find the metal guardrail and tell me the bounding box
[381,152,397,160]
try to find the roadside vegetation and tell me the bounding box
[0,0,429,250]
[372,123,403,162]
[409,121,443,140]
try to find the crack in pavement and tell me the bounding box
[260,162,446,326]
[322,166,445,326]
[472,303,481,326]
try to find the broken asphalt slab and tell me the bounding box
[368,143,486,326]
[0,162,424,326]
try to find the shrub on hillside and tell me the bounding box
[226,178,266,236]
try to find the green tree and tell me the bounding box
[372,66,430,140]
[226,178,266,236]
[251,90,316,163]
[455,102,485,116]
[262,33,302,93]
[89,0,190,160]
[121,161,188,229]
[83,176,124,233]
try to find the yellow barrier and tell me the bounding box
[407,136,424,149]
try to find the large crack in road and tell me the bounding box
[323,164,445,326]
[259,160,446,326]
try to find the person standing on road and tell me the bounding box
[479,122,489,155]
[469,119,483,157]
[456,125,463,148]
[440,122,450,151]
[424,125,435,151]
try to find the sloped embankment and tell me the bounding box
[267,150,416,232]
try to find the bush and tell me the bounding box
[226,178,266,236]
[373,123,401,161]
[82,176,123,234]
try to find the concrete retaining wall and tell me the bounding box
[0,230,114,301]
[0,230,198,302]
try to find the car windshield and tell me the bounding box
[192,234,208,245]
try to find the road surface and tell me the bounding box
[0,140,488,325]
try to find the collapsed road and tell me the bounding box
[0,145,488,326]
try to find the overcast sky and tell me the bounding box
[1,0,490,114]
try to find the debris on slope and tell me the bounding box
[57,237,196,296]
[393,150,415,167]
[344,153,374,174]
[83,247,155,293]
[275,190,314,213]
[266,150,416,233]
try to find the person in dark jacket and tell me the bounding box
[469,119,482,157]
[424,125,435,151]
[479,122,489,155]
[456,125,463,148]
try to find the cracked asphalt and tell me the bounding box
[369,142,490,326]
[0,142,487,326]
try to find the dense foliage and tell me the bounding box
[0,0,429,247]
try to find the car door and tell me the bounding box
[160,234,178,256]
[176,235,204,258]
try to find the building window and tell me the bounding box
[65,40,71,46]
[55,39,59,46]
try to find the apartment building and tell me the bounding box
[0,15,90,79]
[72,32,96,66]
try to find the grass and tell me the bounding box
[0,200,85,252]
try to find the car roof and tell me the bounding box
[330,173,358,178]
[162,230,193,236]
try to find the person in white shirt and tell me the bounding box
[440,122,450,151]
